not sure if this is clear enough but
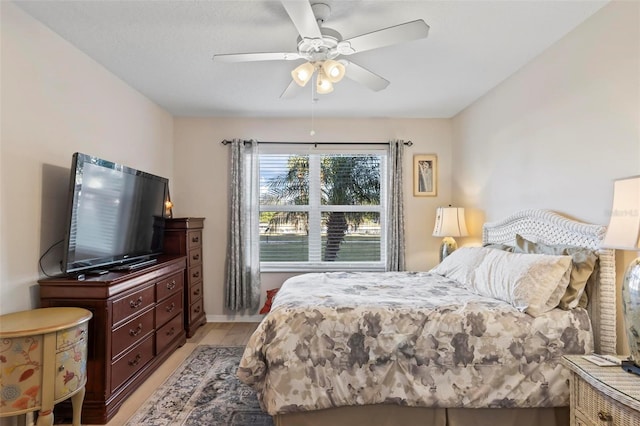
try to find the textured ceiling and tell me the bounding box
[15,0,608,118]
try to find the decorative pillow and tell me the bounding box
[514,234,598,309]
[431,246,572,317]
[482,242,515,252]
[259,288,280,314]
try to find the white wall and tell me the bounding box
[452,0,639,226]
[451,0,640,354]
[173,117,453,319]
[0,3,174,317]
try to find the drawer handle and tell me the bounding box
[194,305,201,314]
[597,412,612,422]
[166,302,176,313]
[166,327,176,337]
[129,324,143,337]
[192,271,200,278]
[193,288,201,296]
[130,297,143,309]
[128,354,142,367]
[191,236,199,243]
[166,280,176,290]
[58,365,65,372]
[192,253,200,261]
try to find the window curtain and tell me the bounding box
[225,139,261,311]
[387,140,406,271]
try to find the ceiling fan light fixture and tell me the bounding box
[291,62,315,87]
[322,59,345,83]
[316,69,334,94]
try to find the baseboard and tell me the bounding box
[206,314,265,323]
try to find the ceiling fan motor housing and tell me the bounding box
[297,27,344,61]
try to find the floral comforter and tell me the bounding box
[237,271,593,415]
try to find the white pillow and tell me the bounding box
[431,247,572,317]
[430,246,485,284]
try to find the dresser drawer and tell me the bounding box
[189,264,203,284]
[112,285,155,326]
[155,291,183,328]
[156,272,183,301]
[189,281,203,301]
[189,298,204,320]
[111,335,154,393]
[574,373,639,426]
[187,230,202,250]
[156,313,183,353]
[111,309,154,360]
[188,247,202,266]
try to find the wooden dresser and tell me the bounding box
[38,255,187,424]
[563,355,640,426]
[163,217,206,337]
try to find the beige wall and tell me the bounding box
[0,3,174,316]
[451,0,640,353]
[452,0,639,226]
[172,117,453,319]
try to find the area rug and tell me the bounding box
[125,346,273,426]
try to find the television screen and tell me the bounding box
[62,152,169,274]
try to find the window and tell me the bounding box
[258,146,387,272]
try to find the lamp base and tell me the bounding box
[439,237,458,262]
[621,257,640,369]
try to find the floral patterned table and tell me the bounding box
[1,307,92,426]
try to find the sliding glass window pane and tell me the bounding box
[260,212,309,262]
[321,154,381,206]
[321,212,381,262]
[260,154,309,206]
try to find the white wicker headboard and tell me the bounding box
[482,209,616,355]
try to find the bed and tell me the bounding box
[238,209,616,426]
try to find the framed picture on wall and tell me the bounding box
[413,154,437,196]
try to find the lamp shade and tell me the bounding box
[321,60,346,83]
[602,176,640,250]
[316,69,334,94]
[291,62,315,87]
[433,207,469,238]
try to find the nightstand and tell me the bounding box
[0,307,92,426]
[563,355,640,425]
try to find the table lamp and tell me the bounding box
[433,206,468,262]
[602,175,640,375]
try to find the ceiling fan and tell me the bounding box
[212,1,430,97]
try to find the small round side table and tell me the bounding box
[0,307,92,426]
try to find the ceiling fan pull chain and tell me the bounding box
[310,77,316,136]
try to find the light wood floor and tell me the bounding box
[58,322,259,426]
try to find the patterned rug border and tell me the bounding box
[124,345,272,426]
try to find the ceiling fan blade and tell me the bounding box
[281,1,322,39]
[280,80,301,99]
[341,19,429,55]
[342,61,390,92]
[213,52,301,62]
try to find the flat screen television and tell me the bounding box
[61,152,170,275]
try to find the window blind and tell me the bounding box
[258,147,387,272]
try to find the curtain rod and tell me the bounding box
[221,140,412,147]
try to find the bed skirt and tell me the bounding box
[273,406,569,426]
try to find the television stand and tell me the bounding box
[38,255,187,424]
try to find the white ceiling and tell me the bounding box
[14,0,608,118]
